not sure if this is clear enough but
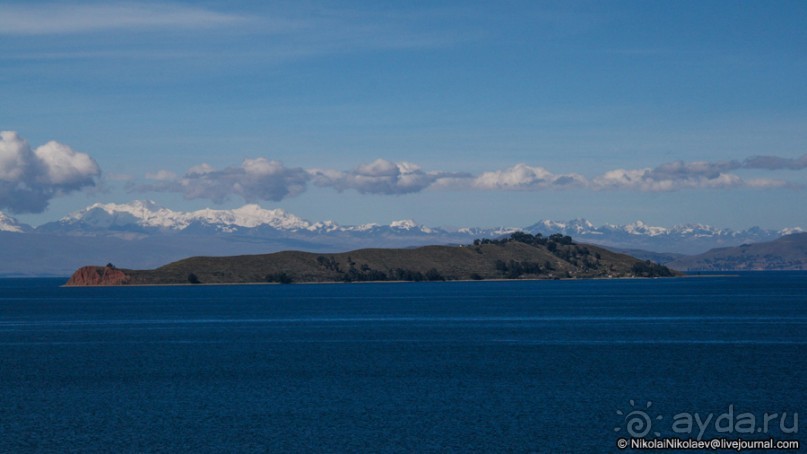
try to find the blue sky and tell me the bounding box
[1,0,806,229]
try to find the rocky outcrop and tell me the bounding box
[66,265,131,286]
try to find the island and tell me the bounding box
[65,232,677,286]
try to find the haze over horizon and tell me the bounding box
[2,1,806,230]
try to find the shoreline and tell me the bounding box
[61,275,695,288]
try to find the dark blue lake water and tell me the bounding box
[1,273,805,452]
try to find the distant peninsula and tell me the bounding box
[667,232,807,271]
[65,232,677,286]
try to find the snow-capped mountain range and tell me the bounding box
[2,200,801,248]
[35,200,439,236]
[51,201,318,233]
[0,200,803,276]
[524,218,801,242]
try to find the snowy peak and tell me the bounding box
[622,220,668,237]
[668,223,729,237]
[47,201,443,235]
[531,219,567,231]
[308,220,344,233]
[390,219,418,230]
[528,218,743,239]
[44,199,468,239]
[62,201,177,230]
[562,218,597,234]
[55,200,312,232]
[66,200,164,220]
[780,227,805,236]
[181,204,311,231]
[388,219,433,233]
[0,211,32,233]
[524,218,805,253]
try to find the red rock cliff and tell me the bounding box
[66,265,131,286]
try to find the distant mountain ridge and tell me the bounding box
[1,200,803,276]
[524,218,802,254]
[667,233,807,271]
[29,201,804,250]
[0,211,32,233]
[36,201,440,237]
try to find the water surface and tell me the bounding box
[1,273,805,452]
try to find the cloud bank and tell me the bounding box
[590,157,806,191]
[0,131,101,213]
[309,159,466,195]
[473,164,587,190]
[742,154,807,171]
[140,158,309,203]
[137,152,806,203]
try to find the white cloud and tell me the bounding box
[590,159,791,191]
[142,158,309,203]
[34,141,100,186]
[0,3,246,35]
[133,153,805,203]
[187,163,215,176]
[309,158,465,195]
[0,131,101,213]
[473,163,587,190]
[144,170,177,181]
[468,157,803,193]
[0,131,32,181]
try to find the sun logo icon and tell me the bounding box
[614,400,663,438]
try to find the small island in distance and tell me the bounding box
[65,232,678,286]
